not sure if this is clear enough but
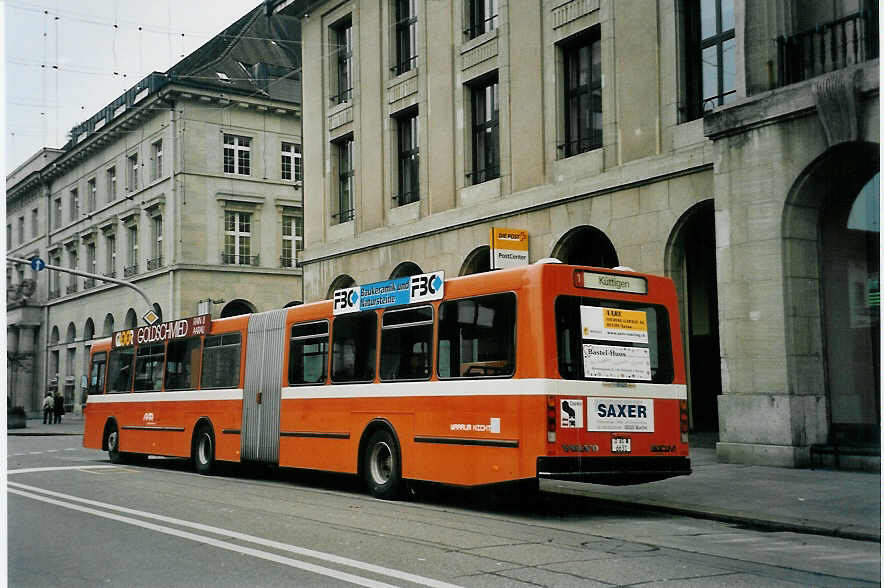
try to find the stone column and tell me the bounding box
[7,327,18,407]
[18,326,37,412]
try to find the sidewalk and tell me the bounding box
[8,417,880,542]
[8,414,85,436]
[545,446,880,542]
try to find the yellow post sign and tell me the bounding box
[490,227,529,269]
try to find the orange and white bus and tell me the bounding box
[83,262,690,498]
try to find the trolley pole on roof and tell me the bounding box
[6,255,159,325]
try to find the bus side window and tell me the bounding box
[134,343,165,392]
[331,313,377,383]
[201,332,242,388]
[437,293,516,379]
[88,352,107,395]
[107,348,135,393]
[289,321,329,385]
[380,306,433,381]
[165,336,201,390]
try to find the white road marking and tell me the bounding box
[10,474,462,588]
[9,486,398,588]
[9,465,117,475]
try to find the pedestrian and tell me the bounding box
[53,392,65,424]
[42,393,54,424]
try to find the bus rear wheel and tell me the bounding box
[363,429,402,500]
[192,423,215,475]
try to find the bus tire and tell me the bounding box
[107,423,124,464]
[363,429,402,500]
[192,423,215,476]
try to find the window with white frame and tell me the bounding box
[281,142,302,182]
[395,111,419,206]
[70,188,79,220]
[333,137,355,224]
[125,224,139,276]
[127,153,139,191]
[106,233,116,276]
[107,166,117,202]
[152,140,163,181]
[88,178,97,212]
[331,17,353,104]
[149,215,163,269]
[223,210,253,265]
[86,242,96,286]
[393,0,417,75]
[465,0,499,40]
[281,214,303,268]
[67,247,78,292]
[223,134,251,175]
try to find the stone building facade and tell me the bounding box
[276,0,878,468]
[6,6,304,415]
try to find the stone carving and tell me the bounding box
[812,68,859,147]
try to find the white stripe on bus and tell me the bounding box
[85,380,686,404]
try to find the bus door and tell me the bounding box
[241,309,288,464]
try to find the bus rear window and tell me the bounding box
[555,296,673,383]
[437,293,516,379]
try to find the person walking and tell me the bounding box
[42,393,54,424]
[53,392,65,424]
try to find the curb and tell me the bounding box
[547,487,881,543]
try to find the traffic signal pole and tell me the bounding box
[6,255,155,321]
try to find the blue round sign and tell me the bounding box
[30,257,46,271]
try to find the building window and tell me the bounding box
[465,0,498,40]
[6,224,11,250]
[683,0,735,120]
[107,166,117,202]
[87,178,97,212]
[223,134,251,175]
[127,153,139,191]
[31,208,38,238]
[85,243,96,288]
[67,247,78,293]
[469,75,499,185]
[17,216,24,245]
[223,211,254,265]
[53,198,62,229]
[393,0,417,75]
[152,140,163,181]
[333,137,355,224]
[281,214,303,268]
[560,27,602,158]
[395,112,419,206]
[106,234,116,276]
[70,189,79,220]
[281,142,302,182]
[148,216,163,270]
[125,225,139,277]
[332,18,353,104]
[49,251,61,297]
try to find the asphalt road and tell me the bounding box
[7,435,880,587]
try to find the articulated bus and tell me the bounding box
[83,262,690,499]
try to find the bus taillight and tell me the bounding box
[679,400,689,443]
[546,395,557,443]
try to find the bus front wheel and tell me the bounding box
[192,423,215,475]
[363,429,402,500]
[107,424,124,464]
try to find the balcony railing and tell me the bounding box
[83,278,96,289]
[48,289,60,299]
[104,271,116,279]
[123,264,138,277]
[147,256,164,271]
[332,208,355,224]
[66,284,78,295]
[777,10,879,87]
[220,252,260,266]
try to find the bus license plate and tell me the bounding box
[612,437,631,453]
